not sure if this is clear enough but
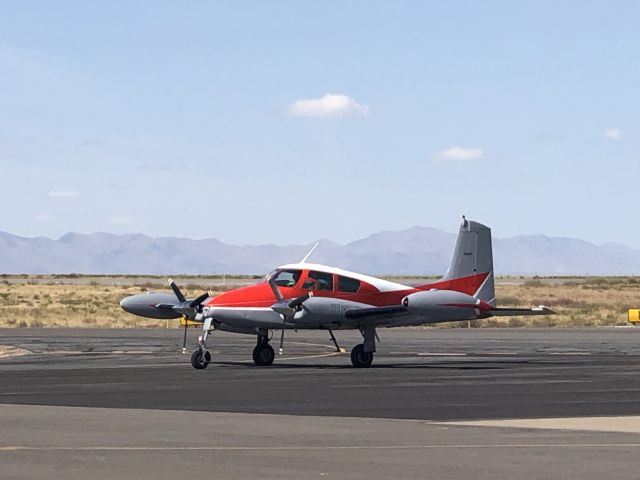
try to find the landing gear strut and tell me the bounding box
[328,328,342,352]
[252,330,275,366]
[191,318,213,370]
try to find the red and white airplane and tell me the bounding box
[120,217,552,369]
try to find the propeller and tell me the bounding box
[167,279,213,353]
[267,274,313,354]
[167,278,212,318]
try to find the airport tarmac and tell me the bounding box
[2,327,640,479]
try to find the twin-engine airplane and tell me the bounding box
[120,217,553,369]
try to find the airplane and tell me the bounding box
[120,217,553,369]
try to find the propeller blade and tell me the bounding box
[168,279,186,303]
[271,291,312,318]
[267,274,284,302]
[271,303,295,317]
[288,292,312,310]
[189,291,211,308]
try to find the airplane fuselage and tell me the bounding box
[203,262,491,333]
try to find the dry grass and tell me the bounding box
[0,281,224,328]
[0,276,638,328]
[482,278,640,328]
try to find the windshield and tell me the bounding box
[269,269,302,288]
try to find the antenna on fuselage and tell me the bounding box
[300,242,319,263]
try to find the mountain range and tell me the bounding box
[0,227,638,275]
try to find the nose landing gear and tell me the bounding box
[191,317,213,370]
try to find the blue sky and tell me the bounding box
[1,1,638,246]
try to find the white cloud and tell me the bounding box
[110,215,133,226]
[287,93,370,117]
[435,147,484,161]
[604,128,622,141]
[34,213,55,223]
[48,190,79,199]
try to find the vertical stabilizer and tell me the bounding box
[440,216,495,305]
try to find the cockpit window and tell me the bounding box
[338,275,361,293]
[307,271,334,291]
[270,269,302,288]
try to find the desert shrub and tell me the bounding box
[497,296,519,306]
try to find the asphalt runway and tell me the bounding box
[2,327,640,479]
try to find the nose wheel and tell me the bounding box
[191,348,211,369]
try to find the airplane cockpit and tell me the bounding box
[268,269,302,288]
[267,268,362,294]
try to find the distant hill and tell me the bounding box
[0,227,639,275]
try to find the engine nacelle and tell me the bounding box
[401,290,483,322]
[120,292,182,319]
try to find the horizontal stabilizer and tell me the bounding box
[489,306,555,317]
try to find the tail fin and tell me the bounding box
[422,216,495,305]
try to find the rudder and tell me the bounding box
[419,216,496,305]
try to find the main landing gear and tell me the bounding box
[350,326,377,368]
[253,330,275,366]
[188,321,378,369]
[350,344,373,368]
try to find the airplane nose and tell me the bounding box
[119,294,149,316]
[120,296,133,313]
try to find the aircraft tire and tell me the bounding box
[191,349,211,369]
[253,344,275,366]
[350,344,373,368]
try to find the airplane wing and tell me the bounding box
[342,303,554,324]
